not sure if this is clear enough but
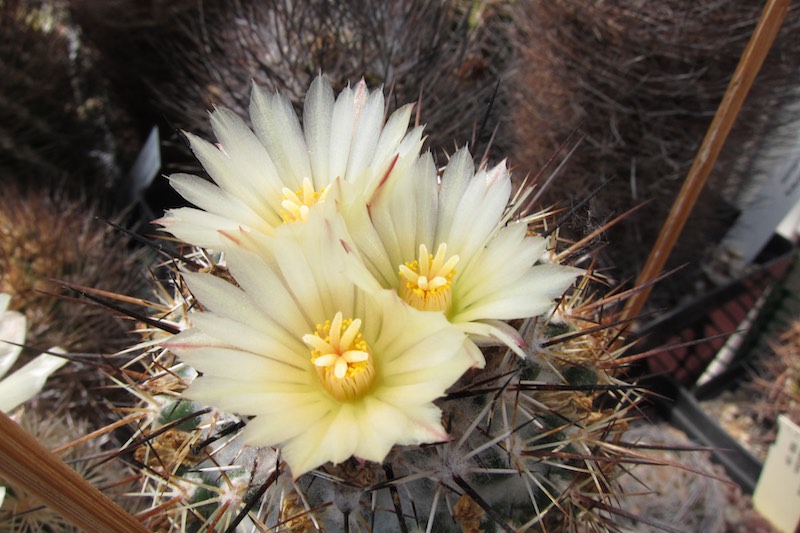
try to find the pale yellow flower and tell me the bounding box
[341,148,581,363]
[166,215,474,477]
[157,75,424,248]
[0,293,66,413]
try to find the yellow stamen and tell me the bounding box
[303,312,375,401]
[280,177,326,223]
[398,243,459,312]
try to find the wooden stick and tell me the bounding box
[622,0,790,322]
[0,411,147,533]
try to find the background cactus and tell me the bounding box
[0,0,136,202]
[0,186,141,354]
[70,0,512,180]
[506,0,800,309]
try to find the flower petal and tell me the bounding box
[435,148,474,245]
[0,348,66,413]
[303,76,335,190]
[393,403,449,445]
[186,313,305,365]
[211,245,312,339]
[457,320,527,358]
[242,399,334,450]
[156,207,252,249]
[365,291,462,363]
[250,84,311,190]
[181,271,271,331]
[186,132,277,221]
[209,107,285,212]
[167,173,276,231]
[455,265,580,323]
[188,377,324,417]
[328,84,356,181]
[279,408,358,477]
[371,103,414,171]
[445,160,511,259]
[170,345,309,383]
[457,225,548,305]
[0,306,25,379]
[352,397,407,462]
[344,87,383,181]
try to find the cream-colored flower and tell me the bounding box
[0,294,25,381]
[341,148,581,363]
[165,215,474,477]
[157,75,424,249]
[0,293,67,413]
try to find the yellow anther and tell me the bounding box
[303,312,375,401]
[279,178,326,223]
[398,243,459,312]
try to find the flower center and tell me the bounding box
[398,243,459,312]
[280,177,326,223]
[302,312,376,402]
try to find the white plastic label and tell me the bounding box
[128,126,161,201]
[753,414,800,533]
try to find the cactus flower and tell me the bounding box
[157,75,424,249]
[342,148,581,363]
[166,216,473,477]
[0,294,66,414]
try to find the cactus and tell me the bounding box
[95,194,650,532]
[70,0,512,172]
[0,186,141,354]
[0,2,764,531]
[0,0,132,198]
[507,0,800,309]
[750,318,800,444]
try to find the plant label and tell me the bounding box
[127,126,161,203]
[754,414,800,533]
